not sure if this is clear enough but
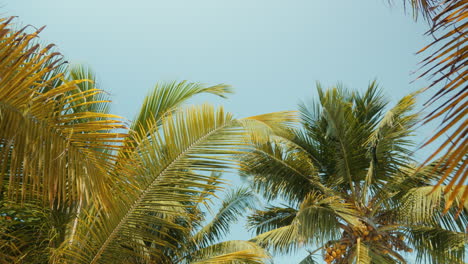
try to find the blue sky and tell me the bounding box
[5,0,434,263]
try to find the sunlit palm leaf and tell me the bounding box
[130,80,232,141]
[0,17,127,207]
[190,240,270,264]
[250,222,302,254]
[56,105,253,264]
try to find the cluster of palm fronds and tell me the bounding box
[1,0,467,262]
[242,83,467,263]
[0,17,289,264]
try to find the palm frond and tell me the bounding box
[189,240,270,264]
[239,111,298,143]
[247,206,298,235]
[0,17,127,207]
[296,192,359,243]
[412,0,468,210]
[298,254,319,264]
[350,238,371,264]
[396,185,467,231]
[363,92,418,199]
[130,80,232,142]
[65,64,111,115]
[249,222,302,255]
[239,136,324,202]
[193,187,258,248]
[398,0,441,20]
[56,105,250,264]
[408,226,466,264]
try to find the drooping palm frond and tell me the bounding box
[0,17,127,208]
[407,226,466,264]
[193,187,258,248]
[296,192,360,242]
[130,80,232,141]
[405,0,468,210]
[250,221,302,255]
[399,0,441,20]
[396,185,467,231]
[240,137,324,203]
[247,206,298,235]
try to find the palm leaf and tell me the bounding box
[0,17,127,207]
[298,254,319,264]
[247,206,298,235]
[296,192,359,243]
[249,222,302,255]
[130,80,232,141]
[409,0,468,210]
[193,187,258,248]
[56,105,252,264]
[407,226,466,264]
[189,240,270,264]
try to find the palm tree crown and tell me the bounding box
[242,83,467,264]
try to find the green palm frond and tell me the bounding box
[296,192,359,242]
[240,137,323,202]
[65,64,111,116]
[130,80,232,141]
[193,187,258,248]
[247,206,298,235]
[250,222,302,255]
[56,105,251,264]
[352,81,388,127]
[363,93,418,199]
[408,226,466,264]
[397,185,467,231]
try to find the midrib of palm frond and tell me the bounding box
[89,111,241,264]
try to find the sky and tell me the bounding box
[5,1,435,263]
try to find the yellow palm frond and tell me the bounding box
[56,105,254,264]
[190,241,270,264]
[0,17,127,207]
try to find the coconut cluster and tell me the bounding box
[322,221,413,263]
[324,243,348,263]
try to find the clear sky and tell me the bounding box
[5,0,434,263]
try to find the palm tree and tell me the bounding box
[241,83,467,263]
[0,16,287,263]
